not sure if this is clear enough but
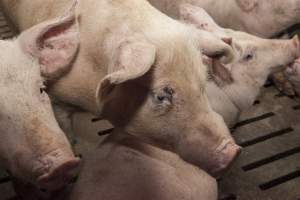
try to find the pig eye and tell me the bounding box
[152,86,174,107]
[40,84,47,94]
[243,53,254,61]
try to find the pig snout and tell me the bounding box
[12,148,80,192]
[36,149,80,191]
[211,140,242,177]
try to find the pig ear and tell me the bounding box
[208,59,234,86]
[197,30,235,64]
[96,41,156,111]
[236,0,258,12]
[179,4,234,64]
[179,4,221,33]
[18,5,79,80]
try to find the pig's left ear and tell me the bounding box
[18,8,80,80]
[236,0,258,12]
[96,40,156,112]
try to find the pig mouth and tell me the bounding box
[32,150,80,191]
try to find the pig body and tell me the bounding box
[0,12,81,191]
[0,0,240,177]
[68,131,217,200]
[148,0,300,38]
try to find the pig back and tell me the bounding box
[68,135,217,200]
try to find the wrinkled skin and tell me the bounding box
[0,0,240,177]
[146,3,300,126]
[0,12,81,192]
[67,131,217,200]
[148,0,300,38]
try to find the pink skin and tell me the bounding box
[178,4,300,127]
[11,132,219,200]
[68,131,218,200]
[285,59,300,94]
[148,0,300,38]
[0,0,239,178]
[0,7,80,192]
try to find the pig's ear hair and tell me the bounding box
[179,4,221,32]
[236,0,258,12]
[18,3,80,80]
[208,59,234,86]
[96,41,156,111]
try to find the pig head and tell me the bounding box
[97,29,239,177]
[0,0,240,177]
[179,4,300,126]
[0,9,80,191]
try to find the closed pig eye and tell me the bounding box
[40,84,47,94]
[151,86,174,111]
[243,53,254,61]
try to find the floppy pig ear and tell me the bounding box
[197,30,234,64]
[96,40,156,111]
[209,60,234,86]
[236,0,258,12]
[179,4,234,64]
[18,2,79,80]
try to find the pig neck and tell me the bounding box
[106,130,187,167]
[206,82,240,127]
[221,72,269,115]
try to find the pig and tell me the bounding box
[0,10,81,191]
[148,0,300,38]
[67,130,218,200]
[147,0,300,96]
[148,3,300,126]
[0,0,240,177]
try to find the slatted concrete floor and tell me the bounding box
[220,86,300,200]
[0,8,299,200]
